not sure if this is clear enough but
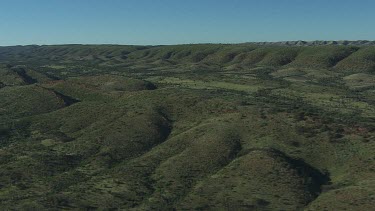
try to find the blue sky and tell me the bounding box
[0,0,374,45]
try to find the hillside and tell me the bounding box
[0,44,374,210]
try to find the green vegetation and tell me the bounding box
[0,44,374,210]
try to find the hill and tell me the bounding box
[0,44,374,210]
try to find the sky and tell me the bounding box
[0,0,374,46]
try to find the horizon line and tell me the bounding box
[1,40,375,47]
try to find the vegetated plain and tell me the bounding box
[0,43,374,210]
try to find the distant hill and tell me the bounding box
[245,40,375,46]
[1,43,375,73]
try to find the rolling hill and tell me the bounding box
[0,43,374,210]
